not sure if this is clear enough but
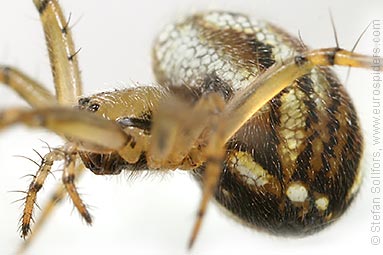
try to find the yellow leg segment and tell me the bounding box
[21,149,64,238]
[62,152,92,224]
[33,0,83,105]
[0,65,55,107]
[0,107,128,151]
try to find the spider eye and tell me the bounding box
[89,103,100,112]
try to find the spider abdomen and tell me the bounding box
[153,11,363,234]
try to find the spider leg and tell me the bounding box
[33,0,82,105]
[62,150,92,224]
[0,107,128,151]
[16,184,65,255]
[16,161,86,255]
[20,148,65,238]
[0,65,56,107]
[20,144,90,238]
[188,122,225,249]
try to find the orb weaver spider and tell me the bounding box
[0,0,381,254]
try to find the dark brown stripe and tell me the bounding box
[293,131,319,182]
[323,140,336,158]
[130,140,136,149]
[36,0,50,14]
[326,48,341,66]
[31,182,43,192]
[125,134,133,145]
[83,211,92,224]
[327,117,340,135]
[331,133,360,213]
[247,38,275,70]
[321,153,331,172]
[323,73,342,158]
[267,96,284,182]
[62,174,75,184]
[297,73,319,126]
[2,66,10,84]
[21,223,30,237]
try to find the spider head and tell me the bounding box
[77,86,164,125]
[76,86,165,174]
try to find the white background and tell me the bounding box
[0,0,382,254]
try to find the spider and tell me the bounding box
[0,0,381,254]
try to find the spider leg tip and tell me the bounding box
[83,213,93,225]
[187,235,197,251]
[20,225,30,239]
